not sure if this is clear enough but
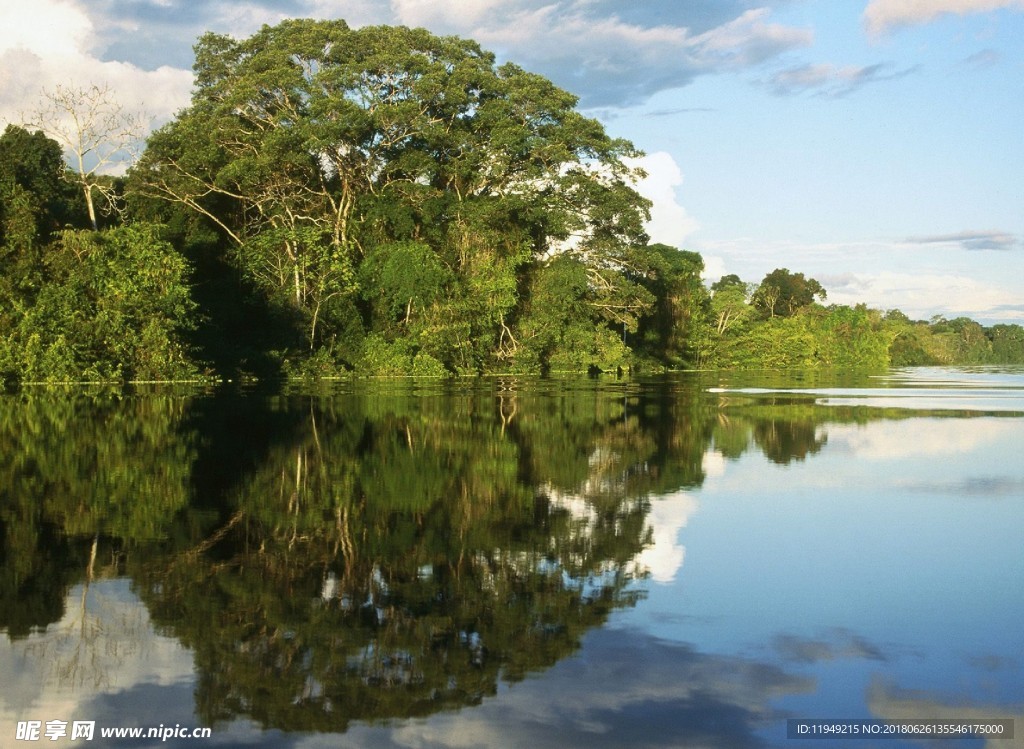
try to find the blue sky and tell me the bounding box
[1,0,1022,323]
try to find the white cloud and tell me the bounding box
[390,0,514,29]
[701,255,728,282]
[826,270,1024,320]
[687,8,813,69]
[0,0,192,134]
[864,0,1024,35]
[0,0,93,58]
[386,1,812,107]
[2,0,815,130]
[633,491,699,583]
[626,151,699,249]
[696,236,1024,323]
[825,419,1019,460]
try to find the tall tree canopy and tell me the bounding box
[751,267,826,319]
[131,20,651,371]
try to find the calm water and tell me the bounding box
[1,368,1022,748]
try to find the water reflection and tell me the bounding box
[1,372,1022,745]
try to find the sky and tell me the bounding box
[1,0,1022,323]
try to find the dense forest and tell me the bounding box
[2,19,1022,384]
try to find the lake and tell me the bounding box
[1,368,1022,748]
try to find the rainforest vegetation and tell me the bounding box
[2,19,1022,384]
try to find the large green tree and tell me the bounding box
[0,125,81,249]
[130,20,650,371]
[633,244,709,367]
[751,267,826,319]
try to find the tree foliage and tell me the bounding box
[751,267,826,319]
[0,224,199,383]
[1,23,1021,380]
[130,19,649,373]
[0,125,82,247]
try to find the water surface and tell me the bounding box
[1,368,1022,747]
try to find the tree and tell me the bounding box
[0,125,83,247]
[811,304,891,368]
[711,274,746,294]
[0,224,199,383]
[751,268,826,319]
[989,324,1024,364]
[130,20,649,368]
[634,244,709,367]
[709,275,754,336]
[25,83,142,230]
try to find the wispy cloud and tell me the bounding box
[643,107,716,118]
[450,5,813,107]
[773,629,889,664]
[864,0,1024,35]
[960,48,1002,69]
[766,61,918,97]
[905,230,1020,251]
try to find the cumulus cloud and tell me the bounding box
[701,255,728,283]
[905,230,1020,251]
[767,61,918,97]
[0,0,192,133]
[627,152,699,249]
[864,0,1024,35]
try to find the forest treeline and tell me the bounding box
[2,19,1022,384]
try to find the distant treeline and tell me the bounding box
[1,20,1022,384]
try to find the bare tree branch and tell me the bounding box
[25,83,144,230]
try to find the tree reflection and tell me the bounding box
[0,379,924,732]
[711,397,830,465]
[752,418,827,465]
[130,388,685,730]
[0,390,197,638]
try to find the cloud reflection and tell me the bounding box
[633,491,699,584]
[867,678,1024,749]
[824,419,1019,461]
[773,629,890,664]
[330,627,814,749]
